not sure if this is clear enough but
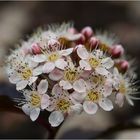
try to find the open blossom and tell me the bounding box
[21,80,50,121]
[5,22,139,127]
[7,50,43,90]
[77,45,114,75]
[113,68,138,107]
[47,84,82,127]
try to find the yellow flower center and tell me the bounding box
[21,68,32,80]
[48,53,59,62]
[89,57,100,68]
[87,90,100,102]
[30,92,41,107]
[64,69,78,82]
[91,75,105,85]
[99,43,109,52]
[57,99,70,112]
[119,82,126,94]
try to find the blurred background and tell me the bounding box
[0,1,140,139]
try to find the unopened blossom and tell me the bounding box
[21,80,50,121]
[7,50,42,90]
[47,84,82,127]
[77,45,114,75]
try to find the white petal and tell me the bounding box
[73,79,86,93]
[99,98,113,111]
[32,54,46,63]
[28,60,38,68]
[59,48,73,56]
[43,62,55,73]
[41,94,50,109]
[101,57,114,69]
[55,59,67,70]
[48,111,64,127]
[28,77,38,85]
[115,93,124,107]
[96,67,109,75]
[77,45,89,59]
[16,80,28,90]
[70,91,86,104]
[22,104,31,116]
[103,79,113,97]
[52,84,63,95]
[33,65,43,76]
[79,60,91,70]
[69,104,83,114]
[49,68,63,81]
[9,74,21,84]
[64,33,81,41]
[30,108,40,121]
[83,101,98,114]
[37,80,48,94]
[59,80,72,90]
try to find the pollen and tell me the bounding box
[57,99,70,112]
[30,92,41,107]
[48,53,59,62]
[21,68,32,80]
[89,57,100,68]
[119,82,126,94]
[87,90,100,102]
[91,75,105,85]
[64,69,78,82]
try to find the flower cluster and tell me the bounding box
[6,23,139,127]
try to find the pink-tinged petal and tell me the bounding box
[37,80,48,94]
[70,91,86,104]
[32,54,46,63]
[41,94,50,109]
[77,45,89,59]
[55,59,67,70]
[83,101,98,114]
[59,48,73,56]
[33,65,43,76]
[99,98,113,111]
[43,62,55,73]
[28,77,38,85]
[48,111,64,127]
[52,84,63,96]
[64,33,81,41]
[59,80,72,90]
[101,57,114,69]
[96,67,109,75]
[69,104,83,114]
[103,79,113,97]
[9,73,21,84]
[49,68,63,81]
[16,80,28,90]
[30,108,40,121]
[73,79,86,93]
[115,93,124,107]
[79,60,91,70]
[81,70,92,78]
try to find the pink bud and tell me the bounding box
[31,43,41,54]
[89,37,99,49]
[68,27,78,34]
[81,26,93,39]
[111,44,124,58]
[76,34,85,45]
[120,60,129,72]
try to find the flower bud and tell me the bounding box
[89,37,99,49]
[111,44,124,58]
[120,60,129,72]
[31,43,41,54]
[76,34,85,45]
[81,26,93,39]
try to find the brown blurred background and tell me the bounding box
[0,1,140,139]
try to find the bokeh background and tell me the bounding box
[0,1,140,139]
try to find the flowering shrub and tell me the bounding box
[6,23,139,127]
